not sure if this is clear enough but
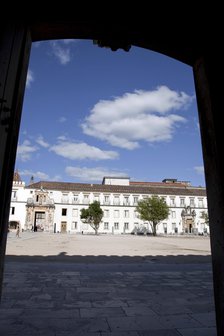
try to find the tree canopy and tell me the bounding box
[80,201,103,235]
[136,196,169,236]
[200,211,209,226]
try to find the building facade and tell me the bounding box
[9,172,209,235]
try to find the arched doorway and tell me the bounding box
[0,21,223,334]
[181,206,197,234]
[8,220,20,230]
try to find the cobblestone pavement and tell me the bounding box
[0,233,216,335]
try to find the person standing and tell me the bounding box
[16,224,20,238]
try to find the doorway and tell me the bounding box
[60,221,67,233]
[34,211,45,231]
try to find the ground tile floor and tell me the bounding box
[0,234,216,335]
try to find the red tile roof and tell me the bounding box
[26,181,206,197]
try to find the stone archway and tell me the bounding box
[181,206,197,234]
[0,20,224,334]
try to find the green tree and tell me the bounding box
[200,211,209,226]
[136,196,169,236]
[80,201,103,235]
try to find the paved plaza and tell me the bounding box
[0,233,217,335]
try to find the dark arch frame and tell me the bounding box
[1,21,223,335]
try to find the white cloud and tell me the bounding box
[194,166,204,175]
[20,169,49,180]
[51,175,61,181]
[57,135,67,141]
[50,140,118,160]
[82,86,193,149]
[26,69,34,88]
[16,140,38,161]
[50,41,71,65]
[65,166,128,182]
[36,135,50,148]
[58,117,67,123]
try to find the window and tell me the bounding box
[12,190,17,199]
[114,210,119,218]
[62,208,67,216]
[200,211,208,218]
[198,198,204,208]
[36,195,39,202]
[94,194,99,202]
[163,223,167,234]
[124,210,129,218]
[104,195,110,204]
[62,193,68,203]
[123,196,129,205]
[124,222,129,230]
[71,222,77,230]
[171,211,176,218]
[170,197,175,206]
[190,198,195,207]
[133,196,139,205]
[104,209,109,218]
[11,207,15,215]
[180,198,185,207]
[73,194,79,203]
[114,222,119,230]
[83,195,89,204]
[104,222,109,230]
[72,209,78,217]
[114,195,120,205]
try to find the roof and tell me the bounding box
[27,181,207,197]
[13,170,22,182]
[130,181,190,188]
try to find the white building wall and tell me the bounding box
[9,182,30,229]
[103,177,130,186]
[8,181,209,235]
[9,201,27,228]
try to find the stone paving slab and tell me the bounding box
[5,231,212,259]
[0,260,216,335]
[0,233,217,335]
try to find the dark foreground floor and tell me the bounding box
[0,256,216,336]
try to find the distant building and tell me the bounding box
[9,172,208,235]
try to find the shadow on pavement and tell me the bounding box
[5,253,212,264]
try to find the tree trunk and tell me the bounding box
[152,223,157,236]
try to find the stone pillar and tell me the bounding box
[193,53,224,335]
[0,23,31,299]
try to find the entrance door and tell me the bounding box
[34,212,45,231]
[186,218,193,233]
[61,222,67,233]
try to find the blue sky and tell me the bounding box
[16,39,205,187]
